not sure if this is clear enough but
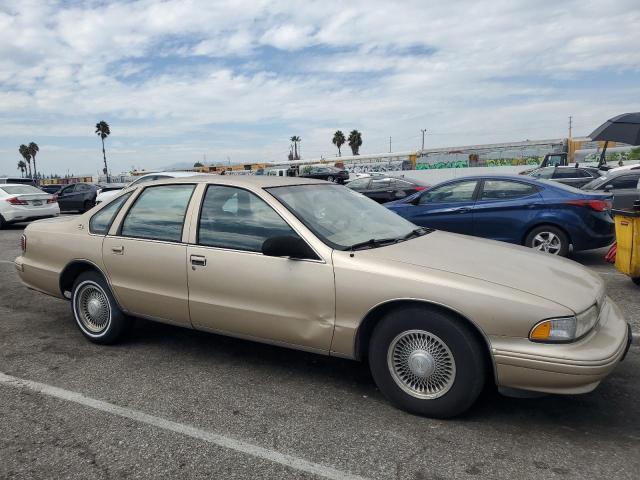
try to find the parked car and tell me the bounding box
[347,175,429,203]
[0,177,37,187]
[527,166,603,188]
[96,171,203,204]
[16,176,631,418]
[0,184,59,228]
[56,183,100,212]
[386,175,614,256]
[39,184,63,194]
[299,166,349,183]
[581,167,640,209]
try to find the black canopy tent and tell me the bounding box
[589,112,640,167]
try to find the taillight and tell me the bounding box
[47,195,57,204]
[6,197,28,205]
[20,234,26,253]
[567,199,612,212]
[414,186,427,191]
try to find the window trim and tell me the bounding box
[88,191,134,235]
[476,178,540,202]
[194,184,319,259]
[116,183,197,243]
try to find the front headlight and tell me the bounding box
[529,304,600,343]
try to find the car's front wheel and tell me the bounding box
[525,225,569,256]
[71,271,130,344]
[368,305,486,418]
[327,175,335,183]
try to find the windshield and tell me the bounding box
[267,184,421,250]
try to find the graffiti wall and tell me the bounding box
[416,140,564,170]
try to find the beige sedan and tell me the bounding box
[15,176,632,417]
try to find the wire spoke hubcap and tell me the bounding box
[532,232,561,254]
[75,284,111,334]
[387,330,456,399]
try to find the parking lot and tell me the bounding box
[1,219,639,480]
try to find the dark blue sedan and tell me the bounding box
[385,175,614,256]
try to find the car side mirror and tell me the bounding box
[410,195,422,205]
[262,235,317,260]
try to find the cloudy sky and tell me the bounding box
[1,0,639,176]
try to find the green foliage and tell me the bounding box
[348,130,362,155]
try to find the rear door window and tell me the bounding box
[120,185,195,242]
[608,175,640,189]
[480,180,538,200]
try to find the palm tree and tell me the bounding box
[95,120,111,181]
[17,160,27,178]
[290,136,301,160]
[332,130,346,157]
[347,130,363,155]
[19,144,32,178]
[28,142,39,182]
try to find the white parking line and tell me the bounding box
[0,372,367,480]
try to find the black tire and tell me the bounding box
[524,225,569,256]
[0,215,5,230]
[71,271,130,344]
[82,200,95,212]
[368,305,486,418]
[632,277,640,286]
[327,175,335,183]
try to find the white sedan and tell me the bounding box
[0,184,59,229]
[96,171,206,204]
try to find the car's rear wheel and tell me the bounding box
[525,225,569,256]
[71,271,130,344]
[368,305,486,418]
[0,215,5,230]
[632,277,640,286]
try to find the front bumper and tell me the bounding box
[491,297,630,394]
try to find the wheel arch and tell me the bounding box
[353,299,496,382]
[59,259,110,299]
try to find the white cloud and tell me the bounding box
[0,0,639,175]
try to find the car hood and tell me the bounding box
[360,231,604,313]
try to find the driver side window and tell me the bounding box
[418,180,477,205]
[198,186,298,252]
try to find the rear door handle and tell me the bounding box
[190,255,206,267]
[111,245,124,255]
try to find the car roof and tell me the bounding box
[0,183,42,188]
[136,171,207,178]
[150,175,327,188]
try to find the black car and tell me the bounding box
[299,166,349,183]
[526,166,602,188]
[347,175,429,203]
[56,183,100,212]
[581,167,640,209]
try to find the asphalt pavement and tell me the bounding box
[1,220,639,480]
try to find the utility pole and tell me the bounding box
[568,116,572,139]
[421,129,427,151]
[389,136,392,153]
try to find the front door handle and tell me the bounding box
[452,207,471,214]
[111,245,124,255]
[190,255,207,267]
